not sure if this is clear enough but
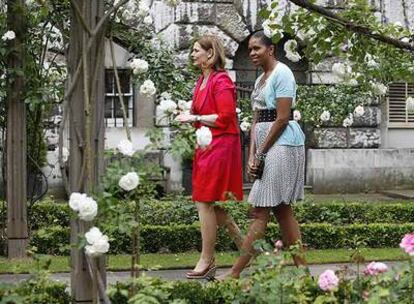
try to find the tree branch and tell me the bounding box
[70,0,92,36]
[287,0,414,52]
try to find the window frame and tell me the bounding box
[387,82,414,129]
[104,68,135,128]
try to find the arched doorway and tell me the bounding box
[233,34,309,86]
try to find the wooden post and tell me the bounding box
[68,0,106,302]
[6,0,29,259]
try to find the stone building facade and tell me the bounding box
[147,0,414,193]
[37,0,414,196]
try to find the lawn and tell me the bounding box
[0,248,408,274]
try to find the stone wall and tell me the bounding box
[307,148,414,193]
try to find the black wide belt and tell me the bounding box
[256,109,294,123]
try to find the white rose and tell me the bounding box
[262,19,273,38]
[119,172,140,191]
[236,107,241,114]
[285,51,301,62]
[354,105,365,117]
[177,100,191,111]
[365,54,379,68]
[143,15,153,25]
[117,139,135,156]
[240,120,251,132]
[283,40,301,62]
[293,110,301,121]
[394,21,403,27]
[284,40,298,53]
[69,192,87,212]
[137,2,150,17]
[196,126,212,148]
[370,82,388,96]
[159,99,177,113]
[160,92,172,100]
[296,30,307,41]
[140,79,156,97]
[85,227,104,245]
[85,236,110,257]
[320,110,331,122]
[367,59,379,68]
[78,196,98,221]
[401,37,410,44]
[2,30,15,41]
[406,96,414,113]
[347,78,358,86]
[130,58,148,74]
[342,114,354,128]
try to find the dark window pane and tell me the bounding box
[105,97,113,118]
[114,98,129,118]
[105,70,114,93]
[119,70,130,93]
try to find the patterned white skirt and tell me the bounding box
[248,122,305,207]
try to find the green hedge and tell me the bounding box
[26,222,414,255]
[3,199,414,230]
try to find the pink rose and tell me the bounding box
[363,261,388,276]
[318,270,339,291]
[274,240,283,250]
[400,233,414,255]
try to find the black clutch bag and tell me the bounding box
[255,160,265,180]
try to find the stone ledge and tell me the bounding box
[306,148,414,193]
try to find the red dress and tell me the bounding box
[191,71,243,202]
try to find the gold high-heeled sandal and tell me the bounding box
[186,258,216,280]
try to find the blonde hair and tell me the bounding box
[196,35,226,70]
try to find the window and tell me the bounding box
[105,69,134,127]
[388,82,414,128]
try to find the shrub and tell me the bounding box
[24,222,414,255]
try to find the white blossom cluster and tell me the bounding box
[84,227,110,257]
[69,193,98,222]
[2,30,15,41]
[196,126,212,148]
[283,40,301,63]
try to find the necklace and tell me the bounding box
[257,61,278,89]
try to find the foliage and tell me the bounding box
[111,13,198,162]
[296,84,373,126]
[108,276,240,304]
[23,221,414,255]
[0,2,66,176]
[263,0,414,85]
[0,254,70,304]
[4,197,414,232]
[107,244,414,304]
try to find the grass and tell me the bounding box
[0,248,408,274]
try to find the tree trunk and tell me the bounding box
[6,0,29,259]
[68,0,106,302]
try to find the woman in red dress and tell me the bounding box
[176,35,243,279]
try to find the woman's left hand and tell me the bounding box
[247,158,263,178]
[175,113,196,123]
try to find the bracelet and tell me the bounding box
[255,151,267,161]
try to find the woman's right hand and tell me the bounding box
[175,113,196,123]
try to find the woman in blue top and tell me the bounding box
[218,31,306,279]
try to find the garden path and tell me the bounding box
[0,261,402,285]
